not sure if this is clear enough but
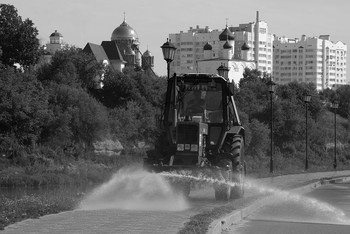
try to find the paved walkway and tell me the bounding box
[2,170,350,234]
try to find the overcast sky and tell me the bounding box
[5,0,350,81]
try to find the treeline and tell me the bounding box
[235,69,350,172]
[1,49,350,179]
[0,47,166,163]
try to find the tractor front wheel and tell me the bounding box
[227,135,245,199]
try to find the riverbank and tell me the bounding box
[0,159,112,230]
[0,188,84,230]
[0,150,143,230]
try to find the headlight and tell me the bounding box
[191,144,198,152]
[177,144,184,151]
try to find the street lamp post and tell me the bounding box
[161,38,177,79]
[217,63,230,80]
[304,94,311,171]
[331,102,339,169]
[161,39,177,128]
[267,79,276,174]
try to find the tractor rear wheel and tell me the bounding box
[222,134,245,199]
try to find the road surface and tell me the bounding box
[3,171,350,234]
[229,181,350,234]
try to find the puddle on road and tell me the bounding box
[78,167,189,211]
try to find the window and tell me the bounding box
[259,28,267,34]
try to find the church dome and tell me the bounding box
[111,20,138,41]
[219,27,234,41]
[203,42,212,50]
[50,30,63,37]
[223,40,233,49]
[143,50,152,57]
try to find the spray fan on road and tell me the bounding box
[144,73,246,201]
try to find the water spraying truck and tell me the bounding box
[144,73,245,201]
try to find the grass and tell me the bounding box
[0,188,85,230]
[0,151,144,230]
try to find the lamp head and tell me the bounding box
[161,38,177,63]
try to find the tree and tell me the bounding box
[335,85,350,118]
[0,4,40,68]
[0,68,49,146]
[245,119,270,159]
[235,68,269,121]
[40,84,109,148]
[37,48,103,89]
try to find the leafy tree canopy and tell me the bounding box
[0,4,40,68]
[37,47,104,89]
[0,68,49,146]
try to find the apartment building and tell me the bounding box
[169,25,222,74]
[229,11,273,73]
[168,12,273,78]
[273,35,347,91]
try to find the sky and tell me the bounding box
[4,0,350,81]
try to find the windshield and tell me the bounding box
[177,83,223,123]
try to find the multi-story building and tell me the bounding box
[273,35,347,91]
[229,11,273,73]
[195,26,256,84]
[169,25,222,74]
[169,12,273,78]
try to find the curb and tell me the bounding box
[207,175,350,234]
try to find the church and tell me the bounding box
[83,17,154,73]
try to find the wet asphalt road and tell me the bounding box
[3,171,350,234]
[229,181,350,234]
[1,186,229,234]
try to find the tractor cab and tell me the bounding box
[162,73,241,166]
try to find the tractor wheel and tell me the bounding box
[214,159,232,201]
[222,134,245,199]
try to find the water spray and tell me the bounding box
[77,168,349,225]
[78,168,189,211]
